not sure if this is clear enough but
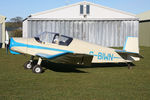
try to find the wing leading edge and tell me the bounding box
[36,52,70,59]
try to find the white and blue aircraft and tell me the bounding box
[5,32,143,73]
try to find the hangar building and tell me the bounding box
[0,15,6,48]
[137,10,150,47]
[23,1,139,47]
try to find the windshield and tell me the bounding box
[35,32,58,43]
[59,35,73,46]
[34,32,73,46]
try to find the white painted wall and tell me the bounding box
[88,4,136,19]
[0,15,6,48]
[23,20,28,38]
[32,5,82,19]
[30,1,137,19]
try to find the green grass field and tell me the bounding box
[0,47,150,100]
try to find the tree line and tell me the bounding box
[6,16,23,37]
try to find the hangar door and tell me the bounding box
[26,20,138,47]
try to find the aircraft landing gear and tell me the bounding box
[24,56,34,69]
[32,57,43,73]
[127,62,132,69]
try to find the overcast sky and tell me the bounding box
[0,0,150,21]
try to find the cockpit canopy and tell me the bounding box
[34,32,73,46]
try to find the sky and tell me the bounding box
[0,0,150,21]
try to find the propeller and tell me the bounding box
[5,31,10,54]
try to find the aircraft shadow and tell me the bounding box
[32,60,135,73]
[32,60,87,73]
[77,63,135,68]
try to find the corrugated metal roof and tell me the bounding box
[137,10,150,21]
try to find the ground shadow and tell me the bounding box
[0,43,2,48]
[32,60,135,73]
[77,62,135,68]
[32,60,87,73]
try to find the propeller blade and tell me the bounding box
[5,31,10,54]
[5,31,9,42]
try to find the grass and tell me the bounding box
[0,47,150,100]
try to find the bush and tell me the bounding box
[11,29,22,37]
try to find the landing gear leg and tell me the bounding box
[127,62,132,69]
[24,56,34,69]
[32,57,43,73]
[30,56,34,63]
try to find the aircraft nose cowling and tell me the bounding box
[9,38,14,48]
[9,37,16,50]
[9,37,29,55]
[9,38,21,54]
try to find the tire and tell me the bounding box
[32,65,43,74]
[24,61,33,69]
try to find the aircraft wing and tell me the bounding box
[115,50,144,58]
[36,53,93,66]
[36,52,70,59]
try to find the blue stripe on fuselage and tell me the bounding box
[36,52,69,59]
[9,38,73,54]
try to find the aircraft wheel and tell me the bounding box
[32,65,43,74]
[24,61,33,69]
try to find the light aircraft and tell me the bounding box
[5,32,143,73]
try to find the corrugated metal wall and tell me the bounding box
[139,21,150,47]
[26,20,138,47]
[0,23,2,43]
